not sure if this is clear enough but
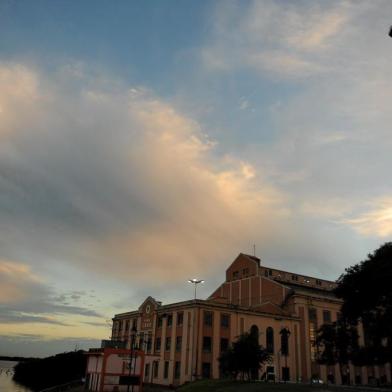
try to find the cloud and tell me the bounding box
[201,1,382,79]
[0,259,101,324]
[343,198,392,238]
[247,51,325,77]
[200,1,392,247]
[0,314,68,326]
[0,62,291,285]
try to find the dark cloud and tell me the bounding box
[0,313,68,326]
[82,321,109,327]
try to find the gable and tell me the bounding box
[226,253,260,282]
[138,296,159,331]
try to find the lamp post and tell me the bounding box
[127,325,137,392]
[188,278,204,382]
[279,327,291,383]
[188,278,204,300]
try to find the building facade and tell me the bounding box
[111,253,391,387]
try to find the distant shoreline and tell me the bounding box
[0,356,36,362]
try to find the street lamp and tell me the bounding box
[127,324,137,392]
[188,278,204,300]
[187,278,204,382]
[279,327,291,383]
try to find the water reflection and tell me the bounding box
[0,361,31,392]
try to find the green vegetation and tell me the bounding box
[13,350,86,391]
[218,328,270,380]
[178,380,326,392]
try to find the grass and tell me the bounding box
[177,380,328,392]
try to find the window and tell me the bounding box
[132,319,137,331]
[316,279,322,286]
[264,269,272,277]
[153,361,159,378]
[233,270,239,279]
[280,328,289,355]
[177,312,183,326]
[155,337,161,352]
[308,308,318,361]
[146,334,152,352]
[174,361,181,379]
[323,310,331,324]
[267,366,275,381]
[240,317,244,334]
[157,316,163,328]
[144,363,150,381]
[266,327,274,353]
[165,337,171,351]
[204,311,213,327]
[221,314,230,328]
[139,332,144,350]
[291,274,298,281]
[164,361,169,379]
[282,367,290,381]
[119,320,123,332]
[243,268,249,275]
[202,363,211,378]
[167,314,173,328]
[125,320,130,332]
[176,336,182,352]
[308,308,317,322]
[203,336,212,352]
[250,325,259,343]
[220,338,229,352]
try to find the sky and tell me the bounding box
[0,0,392,357]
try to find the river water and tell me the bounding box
[0,360,32,392]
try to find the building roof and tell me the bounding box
[113,298,300,321]
[277,280,341,302]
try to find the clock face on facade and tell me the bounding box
[145,304,151,314]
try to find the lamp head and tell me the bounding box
[188,278,204,284]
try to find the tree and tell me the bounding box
[316,319,359,384]
[218,330,270,381]
[13,350,86,391]
[334,243,392,381]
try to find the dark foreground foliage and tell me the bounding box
[13,350,86,391]
[316,242,392,384]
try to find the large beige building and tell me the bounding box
[111,253,391,387]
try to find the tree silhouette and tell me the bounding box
[219,330,270,381]
[335,242,392,381]
[316,319,359,384]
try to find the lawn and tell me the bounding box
[177,380,328,392]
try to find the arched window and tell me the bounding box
[250,325,259,343]
[266,327,274,353]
